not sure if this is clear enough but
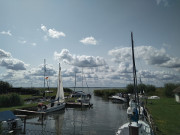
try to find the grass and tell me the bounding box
[147,98,180,135]
[0,102,38,112]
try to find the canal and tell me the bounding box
[25,88,128,135]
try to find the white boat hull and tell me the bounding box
[116,120,152,135]
[39,102,66,113]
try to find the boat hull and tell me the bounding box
[40,102,66,113]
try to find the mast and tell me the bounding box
[82,67,83,91]
[74,72,76,92]
[44,59,46,89]
[131,32,140,113]
[131,32,139,102]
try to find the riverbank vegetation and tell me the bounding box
[0,80,73,111]
[94,89,127,98]
[0,93,24,107]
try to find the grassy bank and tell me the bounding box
[94,89,127,98]
[0,102,38,112]
[147,98,180,135]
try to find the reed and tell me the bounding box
[0,93,24,107]
[94,89,127,98]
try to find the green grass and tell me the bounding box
[147,98,180,135]
[0,102,38,112]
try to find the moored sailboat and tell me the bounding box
[38,63,66,113]
[116,32,154,135]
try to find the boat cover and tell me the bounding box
[0,111,17,122]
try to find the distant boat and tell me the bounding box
[109,93,127,103]
[72,68,91,105]
[38,63,66,113]
[116,32,153,135]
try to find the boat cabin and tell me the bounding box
[173,86,180,103]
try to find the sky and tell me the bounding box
[0,0,180,87]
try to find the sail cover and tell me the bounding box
[55,63,64,102]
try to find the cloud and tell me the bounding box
[31,43,37,46]
[0,59,26,70]
[48,29,65,38]
[54,49,106,67]
[0,49,11,58]
[29,64,57,77]
[0,49,27,70]
[18,40,27,44]
[0,30,12,36]
[80,37,97,45]
[109,46,180,71]
[41,24,66,40]
[41,24,47,32]
[155,0,168,7]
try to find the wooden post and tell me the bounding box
[23,117,26,134]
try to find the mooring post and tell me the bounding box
[23,117,26,134]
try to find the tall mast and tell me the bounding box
[131,32,137,101]
[74,72,76,92]
[44,59,46,89]
[131,32,140,110]
[82,67,83,91]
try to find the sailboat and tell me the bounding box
[38,63,66,113]
[116,32,153,135]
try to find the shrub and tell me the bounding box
[0,93,24,107]
[126,84,134,93]
[137,83,146,94]
[94,89,127,98]
[145,85,156,93]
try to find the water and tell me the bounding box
[25,88,128,135]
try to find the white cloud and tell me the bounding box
[0,30,12,36]
[0,49,11,58]
[28,64,57,77]
[80,37,97,45]
[109,46,180,72]
[54,49,106,67]
[41,24,66,40]
[155,0,168,7]
[31,43,37,46]
[0,49,27,70]
[18,40,27,44]
[48,29,65,38]
[41,24,47,32]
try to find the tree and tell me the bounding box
[0,81,12,94]
[144,85,156,93]
[126,84,134,93]
[137,83,146,94]
[164,83,180,97]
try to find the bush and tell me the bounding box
[126,84,134,93]
[164,83,180,97]
[137,84,146,94]
[145,85,156,93]
[0,93,24,107]
[94,89,127,98]
[64,88,73,93]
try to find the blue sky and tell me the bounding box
[0,0,180,87]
